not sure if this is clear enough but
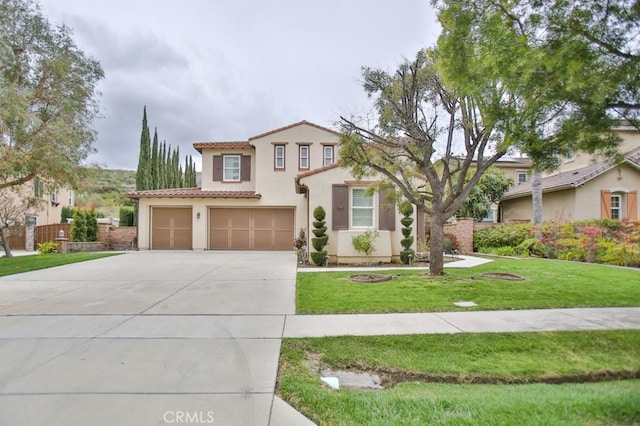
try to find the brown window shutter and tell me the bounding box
[213,156,223,181]
[378,189,396,231]
[241,155,251,181]
[600,190,612,219]
[627,190,638,220]
[332,184,349,230]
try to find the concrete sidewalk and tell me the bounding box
[283,307,640,338]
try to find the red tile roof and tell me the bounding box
[296,163,340,178]
[192,141,253,153]
[248,120,341,140]
[127,187,261,199]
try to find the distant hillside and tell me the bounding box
[75,168,137,217]
[79,168,137,194]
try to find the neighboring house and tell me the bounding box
[500,126,640,222]
[128,120,415,263]
[26,179,75,226]
[2,178,74,227]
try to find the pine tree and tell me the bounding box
[135,106,152,190]
[151,128,159,189]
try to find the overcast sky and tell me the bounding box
[38,0,439,171]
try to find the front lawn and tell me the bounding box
[0,252,121,277]
[297,257,640,314]
[277,331,640,425]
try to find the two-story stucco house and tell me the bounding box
[500,125,640,222]
[128,120,415,263]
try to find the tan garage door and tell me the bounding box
[152,207,193,249]
[209,208,294,250]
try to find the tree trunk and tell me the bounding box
[429,212,445,276]
[0,226,13,258]
[531,170,543,240]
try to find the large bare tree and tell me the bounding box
[339,51,510,275]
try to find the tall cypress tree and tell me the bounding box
[135,106,151,190]
[151,128,159,189]
[158,142,167,189]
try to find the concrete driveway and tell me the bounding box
[0,251,298,426]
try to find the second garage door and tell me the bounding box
[209,208,294,250]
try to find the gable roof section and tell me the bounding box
[502,146,640,200]
[193,141,253,153]
[295,163,340,194]
[127,188,261,199]
[248,120,341,140]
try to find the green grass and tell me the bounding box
[277,331,640,425]
[297,257,640,313]
[0,252,121,277]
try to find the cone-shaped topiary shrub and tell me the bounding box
[310,206,328,266]
[399,200,415,264]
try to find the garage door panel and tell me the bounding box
[231,210,251,228]
[274,230,292,250]
[231,230,251,249]
[209,208,294,251]
[274,210,294,228]
[253,230,273,250]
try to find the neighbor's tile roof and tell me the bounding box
[127,187,261,199]
[502,162,611,200]
[502,146,640,200]
[192,141,253,153]
[248,120,341,140]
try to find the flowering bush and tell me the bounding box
[475,219,640,267]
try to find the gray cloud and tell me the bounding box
[39,0,439,171]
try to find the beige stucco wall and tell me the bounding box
[501,165,640,222]
[200,147,255,192]
[553,128,639,174]
[300,166,415,262]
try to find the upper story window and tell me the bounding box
[50,188,58,203]
[516,170,528,185]
[223,155,241,182]
[323,145,335,166]
[34,178,44,199]
[298,145,310,170]
[611,194,622,219]
[68,190,74,206]
[274,144,286,170]
[351,187,374,228]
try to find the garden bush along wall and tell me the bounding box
[473,219,640,267]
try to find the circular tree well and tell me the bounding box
[349,274,393,283]
[479,272,525,281]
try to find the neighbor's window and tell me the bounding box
[274,145,286,170]
[323,145,334,166]
[68,190,74,206]
[299,145,309,169]
[611,194,622,219]
[351,187,374,227]
[34,178,44,198]
[50,188,58,203]
[223,155,241,182]
[516,171,528,184]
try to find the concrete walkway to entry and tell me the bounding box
[0,251,638,426]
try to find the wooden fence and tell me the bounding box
[36,223,72,246]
